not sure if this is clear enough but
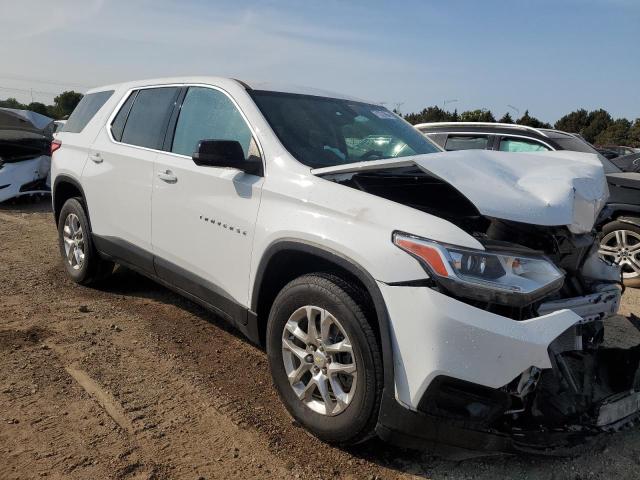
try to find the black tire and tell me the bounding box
[601,220,640,288]
[57,197,113,285]
[266,272,383,445]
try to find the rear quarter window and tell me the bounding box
[62,90,114,133]
[110,91,137,142]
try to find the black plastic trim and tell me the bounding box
[91,234,260,343]
[154,256,240,321]
[376,394,515,453]
[233,78,252,91]
[52,174,89,226]
[161,87,188,152]
[92,234,155,275]
[376,390,610,455]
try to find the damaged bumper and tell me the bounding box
[376,282,640,453]
[0,155,51,202]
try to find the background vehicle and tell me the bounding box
[51,78,636,454]
[594,146,620,160]
[598,145,640,158]
[611,152,640,172]
[0,107,53,202]
[416,122,640,284]
[53,119,67,133]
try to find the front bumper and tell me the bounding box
[376,281,640,453]
[378,282,584,409]
[0,156,51,202]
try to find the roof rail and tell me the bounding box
[413,122,549,138]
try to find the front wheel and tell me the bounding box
[266,273,383,445]
[599,220,640,287]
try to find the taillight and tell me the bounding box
[51,139,62,155]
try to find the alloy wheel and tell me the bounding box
[62,213,85,270]
[281,305,357,416]
[599,229,640,279]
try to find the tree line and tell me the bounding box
[404,106,640,147]
[2,90,639,147]
[0,91,83,121]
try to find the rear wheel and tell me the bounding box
[599,220,640,287]
[57,198,113,285]
[266,273,382,445]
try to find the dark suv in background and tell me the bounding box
[416,122,640,284]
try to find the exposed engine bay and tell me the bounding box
[318,159,640,452]
[323,164,618,309]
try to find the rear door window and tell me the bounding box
[62,90,114,133]
[120,87,179,150]
[444,135,489,151]
[499,137,550,152]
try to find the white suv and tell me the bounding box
[51,77,639,453]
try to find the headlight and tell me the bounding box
[393,232,564,307]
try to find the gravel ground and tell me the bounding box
[2,197,640,480]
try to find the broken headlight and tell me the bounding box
[393,232,564,307]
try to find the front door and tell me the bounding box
[152,85,264,316]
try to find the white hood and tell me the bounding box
[312,150,609,234]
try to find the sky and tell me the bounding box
[0,0,638,123]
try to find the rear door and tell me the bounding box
[152,85,264,314]
[82,86,180,271]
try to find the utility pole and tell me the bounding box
[443,99,458,109]
[507,104,520,116]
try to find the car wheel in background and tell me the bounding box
[599,220,640,287]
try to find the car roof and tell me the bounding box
[414,122,579,141]
[85,76,367,103]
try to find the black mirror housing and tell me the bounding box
[192,140,263,176]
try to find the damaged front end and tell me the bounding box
[315,150,640,453]
[393,223,639,453]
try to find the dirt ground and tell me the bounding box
[2,198,640,480]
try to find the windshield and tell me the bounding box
[553,136,620,174]
[250,90,440,168]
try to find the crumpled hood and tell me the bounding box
[0,107,53,135]
[312,149,609,234]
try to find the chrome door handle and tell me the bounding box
[157,169,177,183]
[89,153,103,164]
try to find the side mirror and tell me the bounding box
[192,140,262,176]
